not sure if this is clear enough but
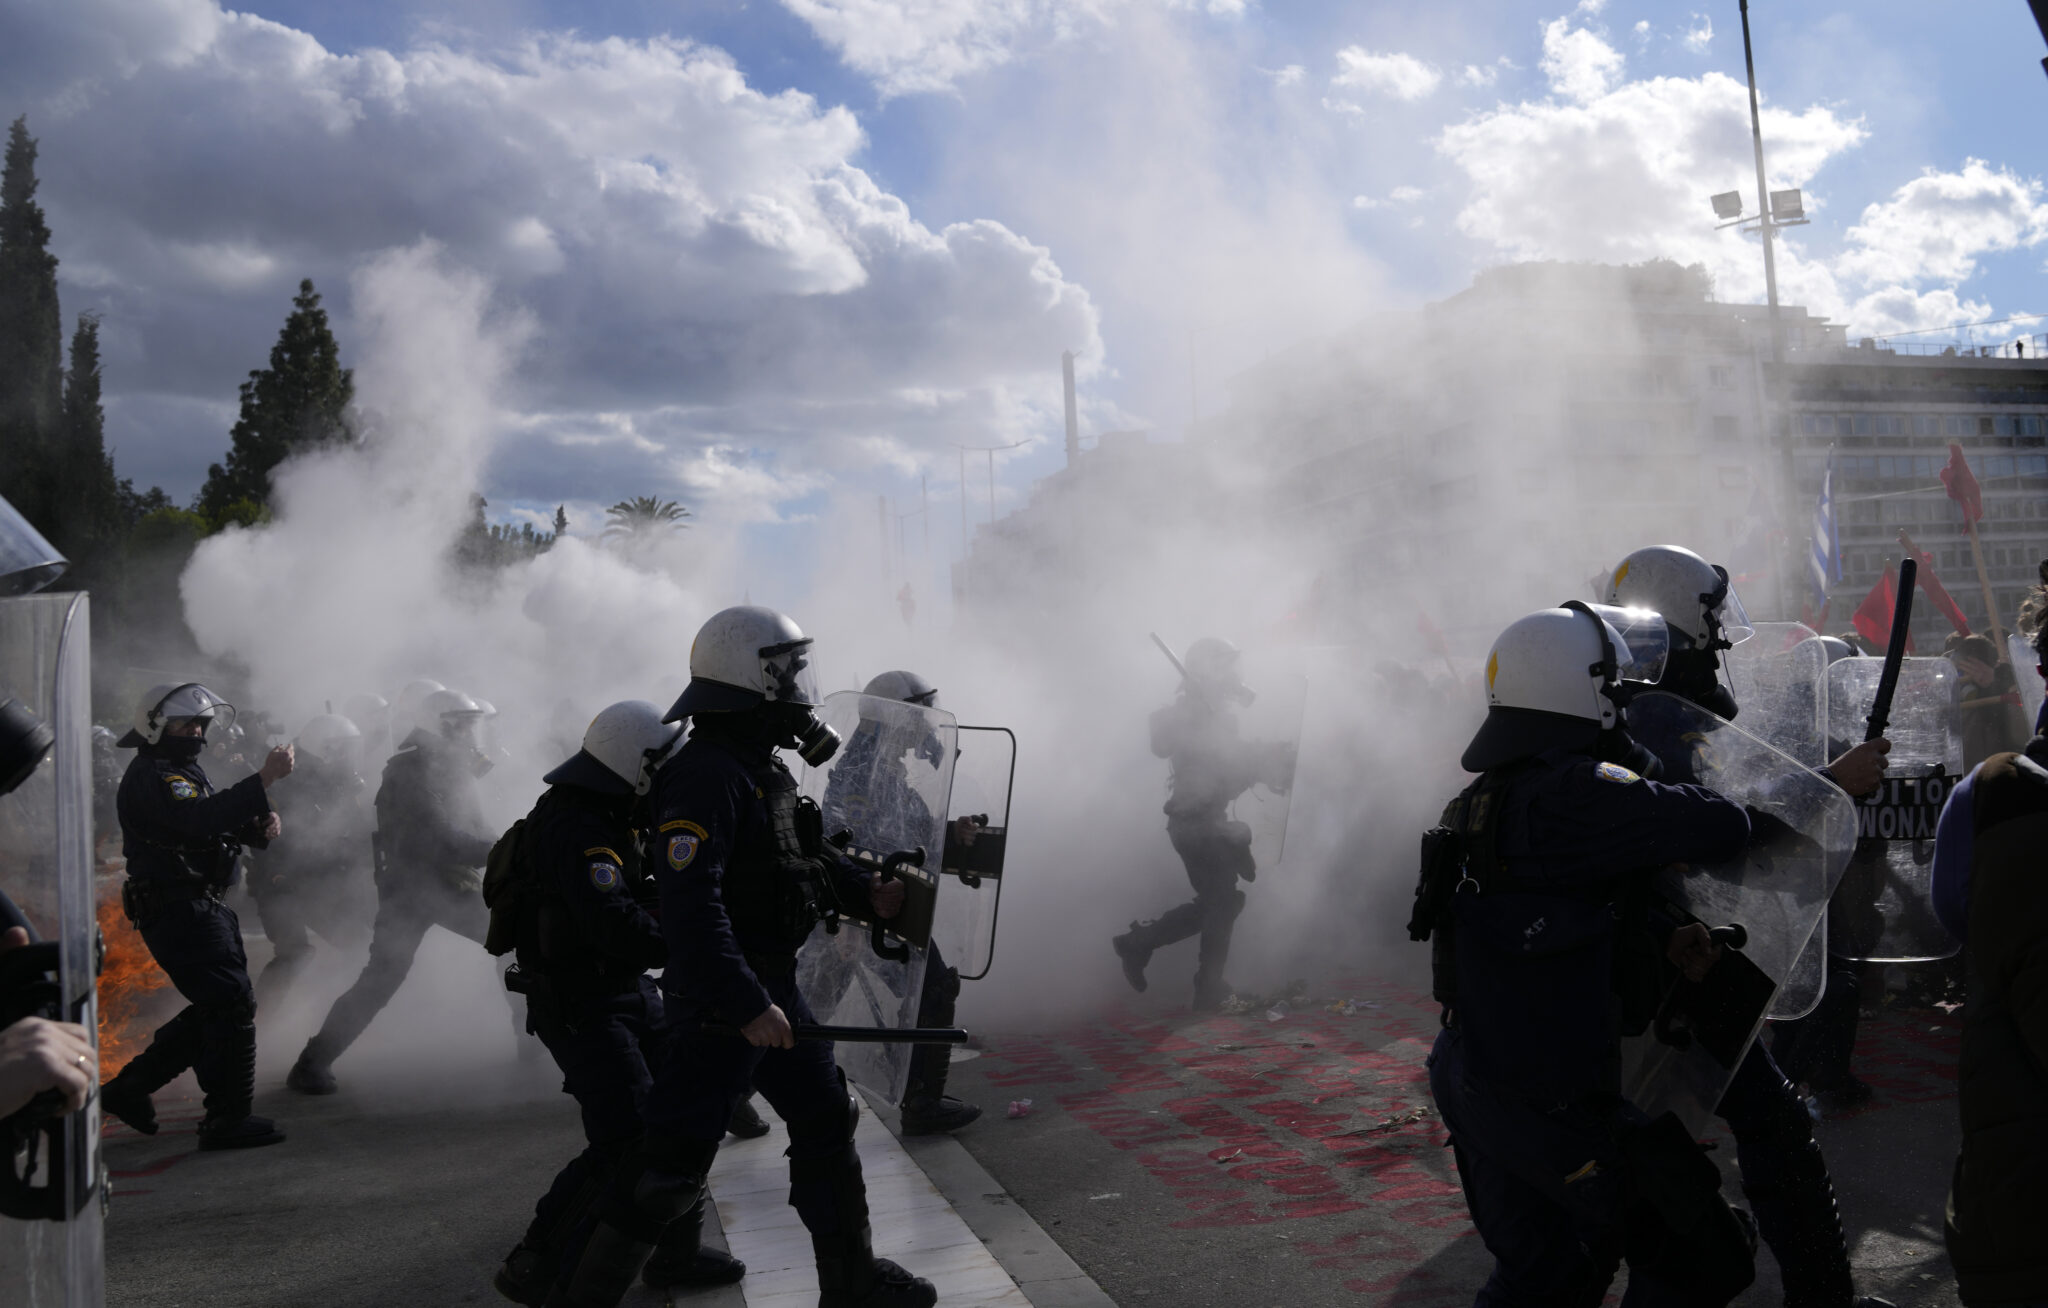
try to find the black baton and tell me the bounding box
[1865,557,1917,743]
[703,1021,968,1045]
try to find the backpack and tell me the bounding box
[481,817,532,957]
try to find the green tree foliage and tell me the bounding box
[553,504,569,538]
[0,116,64,522]
[197,278,353,517]
[454,495,560,571]
[601,496,691,552]
[42,312,125,584]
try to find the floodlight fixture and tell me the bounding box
[1710,191,1745,221]
[1770,188,1804,221]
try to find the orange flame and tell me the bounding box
[95,877,175,1077]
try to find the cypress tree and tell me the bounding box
[48,311,121,577]
[0,116,64,519]
[197,278,353,516]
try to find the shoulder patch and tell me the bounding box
[582,846,623,865]
[665,830,701,871]
[658,819,708,838]
[589,862,622,892]
[164,774,200,800]
[1593,762,1641,785]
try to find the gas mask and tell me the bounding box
[766,701,841,767]
[155,723,209,763]
[0,692,53,796]
[1659,648,1740,721]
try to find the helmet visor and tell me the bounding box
[1709,568,1754,646]
[759,638,821,707]
[159,684,237,736]
[1586,604,1670,686]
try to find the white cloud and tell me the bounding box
[1539,18,1624,103]
[775,0,1245,97]
[1350,195,1382,209]
[1269,63,1306,87]
[1435,24,2044,339]
[1634,20,1650,38]
[1331,46,1443,102]
[1389,185,1425,203]
[1682,14,1713,53]
[1459,57,1513,88]
[7,0,1099,504]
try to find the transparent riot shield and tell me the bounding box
[2011,633,2045,733]
[796,692,957,1101]
[1824,657,1963,962]
[1619,692,1855,1137]
[936,726,1013,982]
[0,592,105,1307]
[1722,624,1832,1019]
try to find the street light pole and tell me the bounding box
[1739,0,1782,365]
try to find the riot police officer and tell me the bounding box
[1607,545,1894,1308]
[1113,637,1294,1010]
[248,712,373,1006]
[548,606,936,1308]
[98,682,296,1149]
[288,688,498,1094]
[1417,605,1757,1304]
[833,670,979,1134]
[493,702,744,1305]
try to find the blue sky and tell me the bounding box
[6,0,2047,597]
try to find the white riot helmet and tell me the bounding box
[392,679,447,738]
[863,670,938,708]
[118,682,236,748]
[296,713,362,769]
[422,688,485,733]
[1460,603,1669,772]
[545,700,683,796]
[1604,545,1753,652]
[665,606,839,764]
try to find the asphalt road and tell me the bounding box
[98,930,1965,1308]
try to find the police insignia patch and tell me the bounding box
[166,776,198,800]
[1593,762,1641,785]
[589,862,621,891]
[666,833,700,870]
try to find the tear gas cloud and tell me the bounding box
[165,39,1784,1066]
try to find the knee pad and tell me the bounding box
[1224,888,1246,919]
[932,965,961,1004]
[202,995,258,1027]
[784,1069,861,1170]
[633,1167,708,1226]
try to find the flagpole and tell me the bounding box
[1963,517,2006,648]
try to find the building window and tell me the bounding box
[2024,416,2042,437]
[1712,415,1739,441]
[1979,416,1996,435]
[1946,415,1968,436]
[1916,415,1940,437]
[1708,365,1735,389]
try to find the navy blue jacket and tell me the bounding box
[374,730,495,889]
[649,725,869,1026]
[117,748,273,887]
[519,784,664,997]
[1453,748,1748,1101]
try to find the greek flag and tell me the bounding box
[1808,448,1841,607]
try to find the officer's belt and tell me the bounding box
[121,876,224,925]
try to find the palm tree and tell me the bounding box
[601,496,691,550]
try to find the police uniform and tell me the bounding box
[1424,747,1753,1304]
[498,781,719,1302]
[549,716,926,1308]
[101,744,277,1141]
[292,728,496,1087]
[1628,695,1863,1307]
[247,753,372,1005]
[1117,692,1276,1007]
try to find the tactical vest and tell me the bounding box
[720,760,833,960]
[1409,761,1660,1032]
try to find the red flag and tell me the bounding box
[1896,530,1971,636]
[1940,442,1983,526]
[1851,565,1916,654]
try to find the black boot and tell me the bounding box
[1111,923,1152,993]
[100,1006,206,1134]
[728,1094,771,1140]
[287,1036,338,1095]
[493,1244,549,1307]
[642,1195,746,1289]
[805,1140,935,1308]
[195,1016,285,1149]
[900,1037,980,1135]
[1736,1087,1854,1308]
